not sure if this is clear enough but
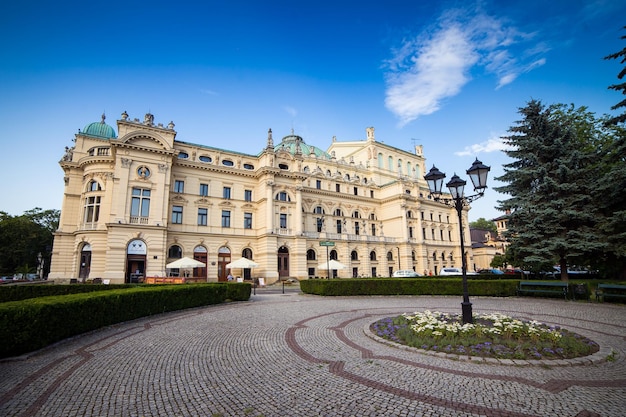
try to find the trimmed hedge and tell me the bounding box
[0,283,250,358]
[0,283,129,303]
[300,278,519,297]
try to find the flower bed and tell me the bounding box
[371,310,599,360]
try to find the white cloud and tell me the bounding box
[199,89,218,96]
[384,6,547,125]
[385,25,477,126]
[454,135,510,156]
[284,106,298,118]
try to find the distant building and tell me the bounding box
[49,112,476,284]
[470,211,510,271]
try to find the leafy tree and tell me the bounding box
[604,26,626,125]
[469,218,496,233]
[489,254,507,269]
[495,100,604,280]
[0,208,59,277]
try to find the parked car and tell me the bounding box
[477,268,504,275]
[504,268,530,276]
[392,270,421,277]
[439,268,478,276]
[439,267,462,276]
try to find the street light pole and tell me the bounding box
[424,158,490,324]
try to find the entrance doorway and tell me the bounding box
[278,246,289,278]
[194,246,207,281]
[126,239,147,283]
[217,246,231,282]
[79,243,91,280]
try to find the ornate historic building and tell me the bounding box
[49,112,475,284]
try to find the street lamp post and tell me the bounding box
[424,158,490,324]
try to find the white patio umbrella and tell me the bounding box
[226,257,259,269]
[317,260,347,270]
[166,257,206,269]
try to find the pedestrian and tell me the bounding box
[227,273,234,281]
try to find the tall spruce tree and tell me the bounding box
[495,100,603,280]
[604,26,626,125]
[592,120,626,278]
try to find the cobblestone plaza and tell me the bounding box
[1,290,624,416]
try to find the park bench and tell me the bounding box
[517,281,568,299]
[595,284,626,302]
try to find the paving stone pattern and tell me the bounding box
[1,287,625,417]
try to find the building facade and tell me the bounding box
[49,112,475,284]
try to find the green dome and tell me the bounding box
[82,114,117,139]
[275,132,331,159]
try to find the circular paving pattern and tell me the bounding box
[1,290,625,416]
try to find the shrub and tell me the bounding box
[0,283,250,358]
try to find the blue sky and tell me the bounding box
[1,0,624,222]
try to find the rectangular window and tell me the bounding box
[198,208,207,226]
[172,205,183,224]
[371,223,376,236]
[131,188,151,218]
[174,180,184,193]
[353,187,358,196]
[244,212,252,229]
[432,229,436,240]
[199,183,209,196]
[423,228,427,239]
[336,184,341,192]
[370,190,374,198]
[221,210,231,227]
[223,187,231,199]
[280,213,287,229]
[244,189,252,202]
[316,180,322,189]
[409,227,414,238]
[316,217,324,232]
[355,221,360,235]
[440,230,444,240]
[336,219,342,234]
[84,196,101,223]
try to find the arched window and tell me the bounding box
[242,248,253,259]
[275,192,291,201]
[387,251,393,261]
[378,153,383,168]
[168,245,182,258]
[330,250,338,260]
[388,156,393,170]
[370,251,377,261]
[351,250,358,261]
[334,208,343,216]
[313,206,324,214]
[87,180,101,191]
[306,249,316,260]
